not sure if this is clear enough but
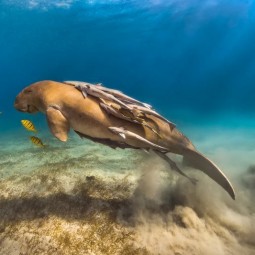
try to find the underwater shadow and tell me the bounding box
[0,189,134,229]
[0,178,183,230]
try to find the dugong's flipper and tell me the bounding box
[154,150,198,185]
[46,107,70,142]
[183,149,235,200]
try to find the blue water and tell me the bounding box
[1,0,255,129]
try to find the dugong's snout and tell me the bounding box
[14,90,39,113]
[14,95,27,112]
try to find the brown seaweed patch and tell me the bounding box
[0,165,149,254]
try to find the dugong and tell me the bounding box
[14,80,235,200]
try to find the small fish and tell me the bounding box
[21,119,37,132]
[30,136,45,147]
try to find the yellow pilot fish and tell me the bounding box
[30,136,45,147]
[21,119,37,132]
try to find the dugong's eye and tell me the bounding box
[24,89,32,94]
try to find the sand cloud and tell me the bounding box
[126,153,255,255]
[111,124,255,254]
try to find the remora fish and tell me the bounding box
[75,83,133,111]
[64,81,174,129]
[100,101,161,138]
[94,83,152,109]
[108,126,168,152]
[64,80,152,109]
[64,80,132,110]
[129,105,176,130]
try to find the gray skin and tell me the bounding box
[64,81,131,109]
[100,102,137,123]
[108,126,169,152]
[94,84,152,109]
[129,104,176,130]
[75,83,133,111]
[64,80,152,109]
[99,101,161,138]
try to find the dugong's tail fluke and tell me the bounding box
[183,149,235,200]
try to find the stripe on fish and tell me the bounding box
[21,119,37,132]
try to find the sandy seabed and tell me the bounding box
[0,131,255,255]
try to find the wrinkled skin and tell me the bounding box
[14,80,235,200]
